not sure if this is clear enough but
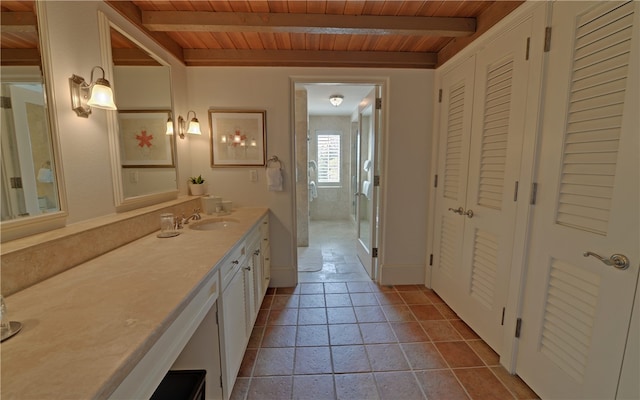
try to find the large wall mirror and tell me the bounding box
[1,1,67,242]
[99,13,178,211]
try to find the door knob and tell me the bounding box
[448,207,464,215]
[583,252,630,270]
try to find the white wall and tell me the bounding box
[186,67,433,286]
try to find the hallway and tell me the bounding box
[229,220,539,399]
[297,220,370,283]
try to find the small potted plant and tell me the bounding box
[188,175,206,196]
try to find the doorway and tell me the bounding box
[293,80,382,283]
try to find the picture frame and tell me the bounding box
[118,110,175,168]
[209,110,266,167]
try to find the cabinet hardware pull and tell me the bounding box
[244,266,252,271]
[464,209,474,218]
[448,207,464,215]
[583,252,630,270]
[232,260,239,265]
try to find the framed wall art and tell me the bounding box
[209,110,266,167]
[118,110,175,167]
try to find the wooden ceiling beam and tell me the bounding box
[143,11,476,37]
[183,49,437,69]
[0,11,37,33]
[0,48,41,66]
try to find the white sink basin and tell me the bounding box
[189,218,239,231]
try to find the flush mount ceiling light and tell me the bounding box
[69,66,117,118]
[169,110,202,139]
[329,95,344,107]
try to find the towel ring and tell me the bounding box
[266,156,282,169]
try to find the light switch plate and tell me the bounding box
[250,169,257,182]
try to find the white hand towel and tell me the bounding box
[309,181,318,200]
[267,166,283,191]
[37,168,53,183]
[362,180,371,199]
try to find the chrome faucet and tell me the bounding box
[181,209,202,225]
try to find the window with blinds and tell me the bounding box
[317,133,341,185]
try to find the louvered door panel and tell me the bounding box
[478,58,513,210]
[443,82,466,200]
[470,230,498,309]
[556,1,634,235]
[438,215,461,278]
[540,260,600,382]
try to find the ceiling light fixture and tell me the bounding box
[69,66,117,117]
[329,95,344,107]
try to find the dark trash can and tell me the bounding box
[150,370,206,400]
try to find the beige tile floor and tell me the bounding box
[297,220,370,282]
[229,220,539,399]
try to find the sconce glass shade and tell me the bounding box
[166,116,174,135]
[187,118,201,135]
[175,111,202,138]
[329,95,344,107]
[86,79,117,110]
[70,66,117,117]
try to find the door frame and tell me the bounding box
[290,76,388,284]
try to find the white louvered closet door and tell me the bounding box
[516,2,639,399]
[458,18,534,353]
[431,57,475,314]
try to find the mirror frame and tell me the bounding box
[96,12,179,213]
[1,1,69,242]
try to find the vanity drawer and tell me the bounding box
[220,242,246,290]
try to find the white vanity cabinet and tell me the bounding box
[259,216,271,298]
[219,215,270,399]
[219,240,249,399]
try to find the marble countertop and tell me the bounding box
[0,207,268,400]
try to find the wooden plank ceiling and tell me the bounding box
[2,0,525,69]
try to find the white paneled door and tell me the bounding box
[431,56,475,316]
[516,2,639,399]
[432,14,538,353]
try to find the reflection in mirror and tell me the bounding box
[1,1,63,231]
[105,18,178,208]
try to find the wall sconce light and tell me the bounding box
[168,110,202,139]
[329,95,344,107]
[69,66,117,118]
[165,113,174,135]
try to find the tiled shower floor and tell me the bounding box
[230,282,539,400]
